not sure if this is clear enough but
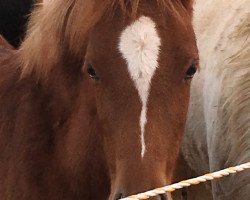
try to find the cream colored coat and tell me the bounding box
[183,0,250,199]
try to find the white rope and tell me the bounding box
[121,162,250,200]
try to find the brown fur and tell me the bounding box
[0,0,197,199]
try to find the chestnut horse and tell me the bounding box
[0,0,198,199]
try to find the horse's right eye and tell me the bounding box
[184,63,197,80]
[87,64,99,80]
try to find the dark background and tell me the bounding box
[0,0,33,47]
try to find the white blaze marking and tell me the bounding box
[119,16,161,158]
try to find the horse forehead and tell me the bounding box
[118,16,161,85]
[119,16,161,102]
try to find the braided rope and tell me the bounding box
[121,162,250,200]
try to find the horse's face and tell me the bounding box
[82,3,198,199]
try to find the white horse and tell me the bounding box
[182,0,250,199]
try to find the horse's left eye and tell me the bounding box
[87,64,99,80]
[185,63,197,80]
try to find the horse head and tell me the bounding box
[16,0,198,199]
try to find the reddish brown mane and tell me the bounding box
[19,0,191,78]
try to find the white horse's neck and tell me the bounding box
[183,0,250,177]
[193,0,250,129]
